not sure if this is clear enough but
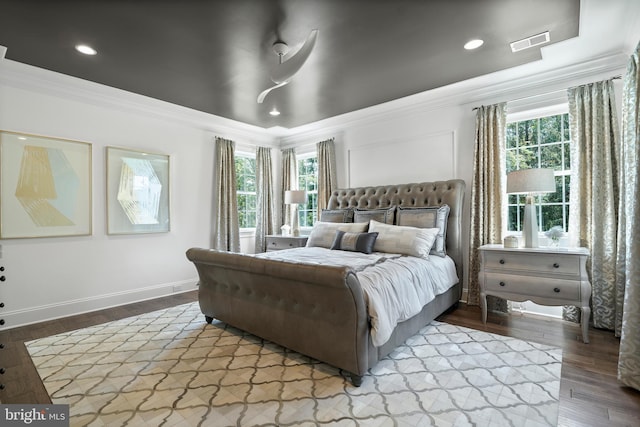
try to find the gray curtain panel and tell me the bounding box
[317,138,337,218]
[213,137,240,252]
[468,103,508,313]
[255,147,276,253]
[281,148,298,231]
[617,40,640,392]
[566,80,622,331]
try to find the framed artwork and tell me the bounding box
[0,130,92,239]
[106,146,170,234]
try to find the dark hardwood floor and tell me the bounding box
[1,293,638,426]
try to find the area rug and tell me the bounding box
[26,302,562,426]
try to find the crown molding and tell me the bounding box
[278,52,629,145]
[0,59,277,146]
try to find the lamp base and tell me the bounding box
[523,203,539,248]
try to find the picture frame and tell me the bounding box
[106,146,170,235]
[0,130,92,239]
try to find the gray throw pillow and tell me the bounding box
[320,208,354,223]
[353,206,395,225]
[330,231,379,254]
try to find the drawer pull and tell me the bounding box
[499,259,505,264]
[289,243,293,247]
[499,281,506,287]
[553,287,560,293]
[553,263,560,268]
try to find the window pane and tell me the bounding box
[541,205,563,230]
[563,141,571,169]
[506,149,518,173]
[518,146,539,169]
[540,115,562,144]
[563,113,570,141]
[564,175,571,203]
[508,205,520,231]
[518,119,538,145]
[540,144,562,170]
[506,123,517,148]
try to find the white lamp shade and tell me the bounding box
[506,168,555,194]
[284,190,306,204]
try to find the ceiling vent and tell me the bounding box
[510,31,550,53]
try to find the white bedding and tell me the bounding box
[255,247,458,346]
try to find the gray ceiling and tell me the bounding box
[0,0,580,129]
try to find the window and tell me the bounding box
[235,153,256,229]
[506,112,571,232]
[297,154,318,227]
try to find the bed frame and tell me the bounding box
[186,179,465,386]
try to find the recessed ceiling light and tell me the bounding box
[75,44,97,55]
[269,107,280,116]
[464,39,484,50]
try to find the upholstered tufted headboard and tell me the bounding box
[326,179,466,284]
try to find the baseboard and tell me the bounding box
[0,278,199,330]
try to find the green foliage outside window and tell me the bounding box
[506,113,571,232]
[235,155,257,228]
[297,156,318,227]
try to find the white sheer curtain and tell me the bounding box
[281,148,298,231]
[566,80,622,330]
[617,40,640,391]
[468,104,507,313]
[254,147,276,253]
[213,137,240,252]
[316,138,336,217]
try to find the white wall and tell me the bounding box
[0,61,276,328]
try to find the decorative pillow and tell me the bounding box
[320,208,354,223]
[306,221,368,248]
[368,220,439,259]
[330,231,379,254]
[395,205,450,257]
[353,206,395,225]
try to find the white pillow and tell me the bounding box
[368,219,439,259]
[306,221,368,248]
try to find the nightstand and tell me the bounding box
[265,235,308,252]
[478,244,591,343]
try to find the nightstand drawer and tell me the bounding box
[484,272,581,301]
[265,236,308,251]
[483,251,579,276]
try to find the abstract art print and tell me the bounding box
[0,130,92,239]
[106,146,170,234]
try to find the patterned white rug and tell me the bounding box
[26,302,561,426]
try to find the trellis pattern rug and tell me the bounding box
[26,302,562,426]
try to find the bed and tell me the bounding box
[186,179,465,386]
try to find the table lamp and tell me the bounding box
[284,190,306,236]
[506,168,555,248]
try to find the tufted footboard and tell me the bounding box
[186,248,371,385]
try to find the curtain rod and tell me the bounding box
[472,75,622,111]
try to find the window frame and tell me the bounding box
[296,151,318,230]
[235,151,257,232]
[505,104,571,236]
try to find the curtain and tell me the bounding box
[213,137,240,252]
[565,80,621,330]
[468,103,507,313]
[255,147,276,253]
[317,138,337,217]
[281,148,298,231]
[617,40,640,391]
